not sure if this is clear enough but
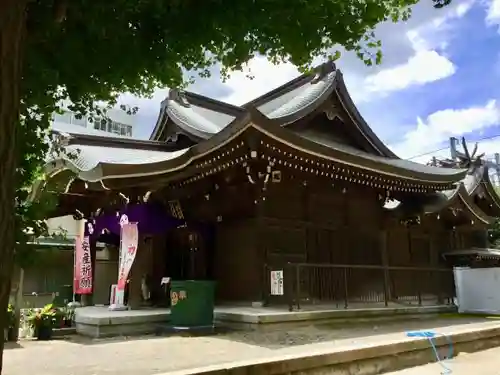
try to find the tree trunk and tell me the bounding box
[0,1,27,373]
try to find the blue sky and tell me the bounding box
[120,0,500,164]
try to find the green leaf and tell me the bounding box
[2,0,453,285]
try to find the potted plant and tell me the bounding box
[59,306,74,327]
[26,304,57,340]
[4,304,16,342]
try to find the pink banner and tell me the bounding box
[117,223,139,290]
[74,235,93,294]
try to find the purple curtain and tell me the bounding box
[84,203,184,242]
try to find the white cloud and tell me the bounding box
[216,57,301,105]
[220,1,471,105]
[408,0,474,51]
[350,0,475,102]
[362,51,455,98]
[390,100,500,162]
[220,43,455,106]
[486,0,500,25]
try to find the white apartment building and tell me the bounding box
[52,107,136,137]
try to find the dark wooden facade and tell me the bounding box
[159,150,467,308]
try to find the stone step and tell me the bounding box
[159,322,500,375]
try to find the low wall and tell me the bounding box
[162,323,500,375]
[216,305,457,331]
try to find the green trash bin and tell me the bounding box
[170,280,215,328]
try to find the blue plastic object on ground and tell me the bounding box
[406,331,453,374]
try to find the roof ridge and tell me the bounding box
[63,132,185,152]
[242,61,336,108]
[167,61,337,113]
[168,89,245,116]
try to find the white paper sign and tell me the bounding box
[270,270,284,296]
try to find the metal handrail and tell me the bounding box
[275,262,454,311]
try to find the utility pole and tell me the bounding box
[495,153,500,187]
[449,137,459,161]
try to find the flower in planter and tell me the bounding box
[59,306,75,327]
[26,304,57,330]
[26,304,59,340]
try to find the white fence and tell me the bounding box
[454,267,500,314]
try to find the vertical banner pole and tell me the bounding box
[109,222,126,311]
[109,215,139,310]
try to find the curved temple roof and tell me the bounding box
[45,108,467,186]
[386,164,499,225]
[48,61,465,184]
[150,62,396,157]
[42,62,500,223]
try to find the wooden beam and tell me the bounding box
[379,230,390,306]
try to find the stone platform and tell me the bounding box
[75,303,457,338]
[75,307,171,337]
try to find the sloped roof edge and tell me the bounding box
[153,64,338,142]
[334,71,398,158]
[44,107,467,187]
[481,166,500,211]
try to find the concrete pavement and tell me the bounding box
[3,317,500,375]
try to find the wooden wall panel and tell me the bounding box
[263,223,307,263]
[387,229,411,266]
[262,183,304,220]
[214,218,261,302]
[308,192,345,227]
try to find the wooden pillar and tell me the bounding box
[429,236,443,304]
[454,229,464,249]
[380,230,391,306]
[151,235,167,305]
[256,181,267,305]
[450,229,456,250]
[128,236,154,309]
[480,229,489,248]
[429,233,439,266]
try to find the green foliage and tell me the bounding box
[25,304,57,329]
[15,191,59,268]
[488,219,500,248]
[489,187,500,248]
[4,305,14,329]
